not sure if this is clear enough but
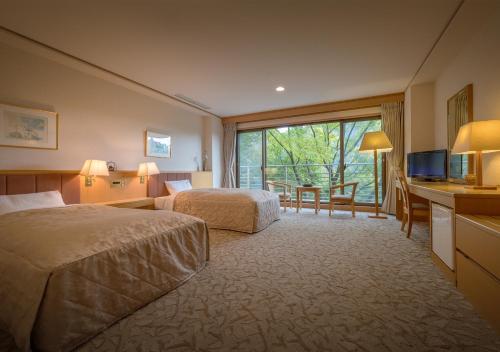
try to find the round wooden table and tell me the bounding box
[296,186,322,214]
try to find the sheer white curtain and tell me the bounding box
[381,102,404,214]
[222,122,237,188]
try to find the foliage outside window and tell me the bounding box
[238,119,383,204]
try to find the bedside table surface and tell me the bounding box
[96,197,154,207]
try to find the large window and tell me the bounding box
[237,131,264,190]
[237,118,384,205]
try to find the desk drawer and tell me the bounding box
[456,215,500,279]
[457,251,500,333]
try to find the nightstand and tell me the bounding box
[97,197,155,210]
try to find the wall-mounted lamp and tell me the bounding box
[137,162,160,184]
[80,160,110,187]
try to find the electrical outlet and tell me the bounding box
[110,180,125,188]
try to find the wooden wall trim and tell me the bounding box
[0,170,81,175]
[222,92,405,124]
[0,169,197,175]
[0,170,137,176]
[237,111,380,131]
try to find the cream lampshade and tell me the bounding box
[452,120,500,189]
[137,162,160,183]
[359,131,393,219]
[358,131,393,153]
[80,160,109,187]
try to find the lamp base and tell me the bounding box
[368,215,388,219]
[464,185,497,190]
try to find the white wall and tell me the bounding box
[404,1,500,185]
[203,116,223,187]
[433,3,500,185]
[404,82,435,154]
[0,36,221,173]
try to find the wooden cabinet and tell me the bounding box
[455,215,500,333]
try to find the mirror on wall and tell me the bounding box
[447,84,473,182]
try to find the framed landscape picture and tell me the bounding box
[145,130,171,158]
[0,103,58,150]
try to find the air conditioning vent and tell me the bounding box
[174,94,211,110]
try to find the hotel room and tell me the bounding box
[0,0,499,351]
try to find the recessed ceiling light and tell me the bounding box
[275,86,285,92]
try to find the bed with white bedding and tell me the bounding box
[153,177,281,233]
[0,184,209,352]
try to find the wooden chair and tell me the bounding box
[395,168,430,238]
[329,182,358,217]
[266,181,293,211]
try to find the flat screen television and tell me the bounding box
[407,149,447,181]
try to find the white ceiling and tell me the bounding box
[0,0,461,117]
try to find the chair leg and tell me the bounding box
[329,201,332,216]
[401,213,407,231]
[284,199,287,212]
[407,212,413,238]
[351,202,355,217]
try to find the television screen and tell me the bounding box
[407,150,447,180]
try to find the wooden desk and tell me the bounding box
[398,181,500,214]
[296,186,322,214]
[395,181,500,277]
[395,181,500,332]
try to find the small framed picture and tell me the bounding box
[145,130,171,158]
[0,103,58,150]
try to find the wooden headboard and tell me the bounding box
[148,172,192,198]
[0,173,80,204]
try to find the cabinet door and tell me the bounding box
[432,203,454,270]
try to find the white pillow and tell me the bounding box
[0,191,66,216]
[165,179,192,195]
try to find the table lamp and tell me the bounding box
[137,162,160,184]
[80,160,110,187]
[359,131,393,219]
[452,120,500,190]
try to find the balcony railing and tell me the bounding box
[239,163,382,204]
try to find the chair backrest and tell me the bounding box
[265,181,276,192]
[350,182,358,199]
[395,168,410,210]
[331,182,358,199]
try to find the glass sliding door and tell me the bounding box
[343,119,382,204]
[237,130,264,189]
[265,123,341,202]
[237,117,384,205]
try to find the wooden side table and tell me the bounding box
[96,197,155,210]
[296,186,322,214]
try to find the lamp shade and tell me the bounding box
[80,160,109,177]
[137,162,160,176]
[358,131,393,153]
[452,120,500,154]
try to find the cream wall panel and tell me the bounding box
[0,41,208,172]
[433,4,500,185]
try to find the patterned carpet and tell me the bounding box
[1,210,499,351]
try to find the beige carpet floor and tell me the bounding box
[1,210,499,351]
